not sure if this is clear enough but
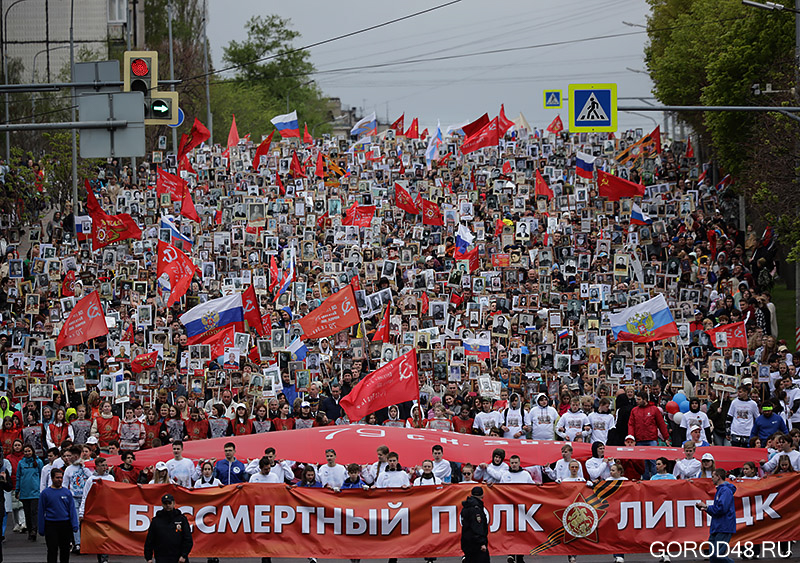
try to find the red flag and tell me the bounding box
[181,186,200,223]
[453,246,480,272]
[227,114,239,150]
[343,204,375,227]
[196,325,235,360]
[178,154,196,175]
[316,212,329,228]
[498,104,514,136]
[405,118,419,139]
[276,173,285,195]
[546,115,563,135]
[706,321,747,349]
[461,117,499,154]
[131,351,158,373]
[315,152,324,179]
[535,169,554,200]
[269,255,281,292]
[420,128,428,140]
[177,118,210,161]
[494,218,505,237]
[156,168,199,222]
[298,284,361,340]
[252,131,274,171]
[122,323,134,344]
[686,137,694,159]
[394,183,419,214]
[502,161,513,176]
[597,170,645,201]
[421,199,443,226]
[290,151,306,178]
[420,292,429,315]
[371,304,391,342]
[651,125,662,155]
[399,160,406,176]
[436,152,452,167]
[339,349,419,422]
[84,180,141,251]
[462,113,489,138]
[56,291,108,353]
[157,240,199,307]
[450,292,464,306]
[242,284,266,336]
[390,114,404,134]
[303,123,313,144]
[62,270,76,297]
[349,275,361,293]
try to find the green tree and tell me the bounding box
[645,0,800,259]
[219,15,331,137]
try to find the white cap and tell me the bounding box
[155,461,168,471]
[701,453,715,461]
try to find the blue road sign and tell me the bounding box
[568,83,617,132]
[169,107,185,128]
[543,90,562,109]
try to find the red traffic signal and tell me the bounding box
[131,58,149,77]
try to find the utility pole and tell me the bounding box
[70,0,77,226]
[202,0,212,144]
[127,2,137,184]
[167,0,177,154]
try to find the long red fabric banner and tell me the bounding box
[83,476,800,558]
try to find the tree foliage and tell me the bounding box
[645,0,800,259]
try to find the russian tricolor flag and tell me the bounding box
[271,110,300,138]
[455,223,475,253]
[180,293,245,343]
[630,203,652,225]
[575,151,596,179]
[464,334,490,360]
[716,174,733,193]
[609,294,680,343]
[160,216,193,250]
[75,215,91,241]
[350,112,377,137]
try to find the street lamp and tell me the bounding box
[2,0,35,161]
[31,45,69,120]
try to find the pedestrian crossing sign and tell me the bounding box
[568,83,617,132]
[543,90,562,109]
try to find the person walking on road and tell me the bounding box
[144,494,192,563]
[696,469,736,563]
[460,486,489,563]
[38,467,79,563]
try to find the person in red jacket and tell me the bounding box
[0,416,21,456]
[184,407,210,441]
[618,435,646,481]
[628,391,670,479]
[231,405,253,435]
[90,400,121,453]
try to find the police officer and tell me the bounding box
[144,494,193,563]
[460,486,489,563]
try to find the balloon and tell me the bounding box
[679,400,691,413]
[665,401,680,415]
[667,412,675,422]
[673,393,687,404]
[673,412,684,426]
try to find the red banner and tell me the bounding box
[56,291,108,353]
[157,240,199,307]
[461,117,499,154]
[422,198,443,226]
[706,321,747,349]
[242,284,265,336]
[298,285,361,340]
[394,182,419,214]
[101,425,766,473]
[83,476,800,558]
[340,349,419,421]
[343,203,376,227]
[85,180,141,250]
[131,351,158,373]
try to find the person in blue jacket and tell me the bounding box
[697,468,737,563]
[214,442,248,485]
[15,444,43,542]
[38,467,79,563]
[750,403,787,443]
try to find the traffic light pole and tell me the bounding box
[167,0,177,154]
[70,0,77,232]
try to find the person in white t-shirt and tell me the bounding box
[545,444,585,482]
[499,393,529,438]
[250,456,283,483]
[557,397,590,442]
[430,445,452,483]
[165,441,197,488]
[375,452,410,489]
[460,463,478,484]
[673,442,702,479]
[362,445,390,486]
[500,455,533,484]
[193,460,223,488]
[587,398,615,444]
[473,397,502,435]
[585,442,611,485]
[413,460,443,486]
[317,448,348,490]
[475,448,509,483]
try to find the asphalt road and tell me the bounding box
[0,529,793,563]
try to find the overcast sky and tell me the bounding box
[208,0,665,134]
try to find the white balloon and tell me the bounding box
[673,412,684,426]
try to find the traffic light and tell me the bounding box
[146,92,179,125]
[123,51,158,94]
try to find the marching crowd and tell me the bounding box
[0,109,796,561]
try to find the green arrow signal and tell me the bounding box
[151,100,169,116]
